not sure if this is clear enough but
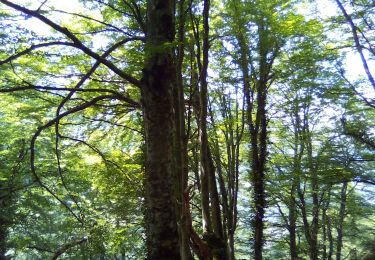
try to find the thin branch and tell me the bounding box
[337,68,375,108]
[84,116,143,134]
[0,85,140,108]
[357,27,375,56]
[275,202,289,230]
[51,237,87,260]
[51,9,130,35]
[121,0,146,33]
[0,0,142,87]
[59,135,135,184]
[27,245,54,254]
[0,42,75,65]
[49,36,142,193]
[0,182,37,200]
[30,95,119,223]
[335,0,375,91]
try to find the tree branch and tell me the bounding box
[51,9,131,35]
[51,237,87,260]
[0,85,140,108]
[30,95,120,223]
[0,42,75,65]
[0,0,142,87]
[335,0,375,91]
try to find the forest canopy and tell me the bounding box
[0,0,374,259]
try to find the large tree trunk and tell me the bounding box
[141,0,180,259]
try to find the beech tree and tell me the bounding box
[0,0,373,259]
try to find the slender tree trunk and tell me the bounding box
[207,147,227,259]
[191,0,211,236]
[289,101,304,260]
[289,187,299,260]
[322,187,332,260]
[251,82,267,260]
[231,5,263,258]
[336,181,348,260]
[211,129,233,259]
[141,1,180,258]
[251,19,271,258]
[210,80,243,260]
[327,216,334,260]
[0,197,9,260]
[197,1,226,258]
[175,0,193,258]
[306,119,319,260]
[297,112,320,260]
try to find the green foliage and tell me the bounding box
[0,0,373,259]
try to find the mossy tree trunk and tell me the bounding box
[141,0,180,259]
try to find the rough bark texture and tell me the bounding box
[142,0,180,259]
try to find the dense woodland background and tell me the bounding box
[0,0,374,259]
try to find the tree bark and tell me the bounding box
[141,0,180,259]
